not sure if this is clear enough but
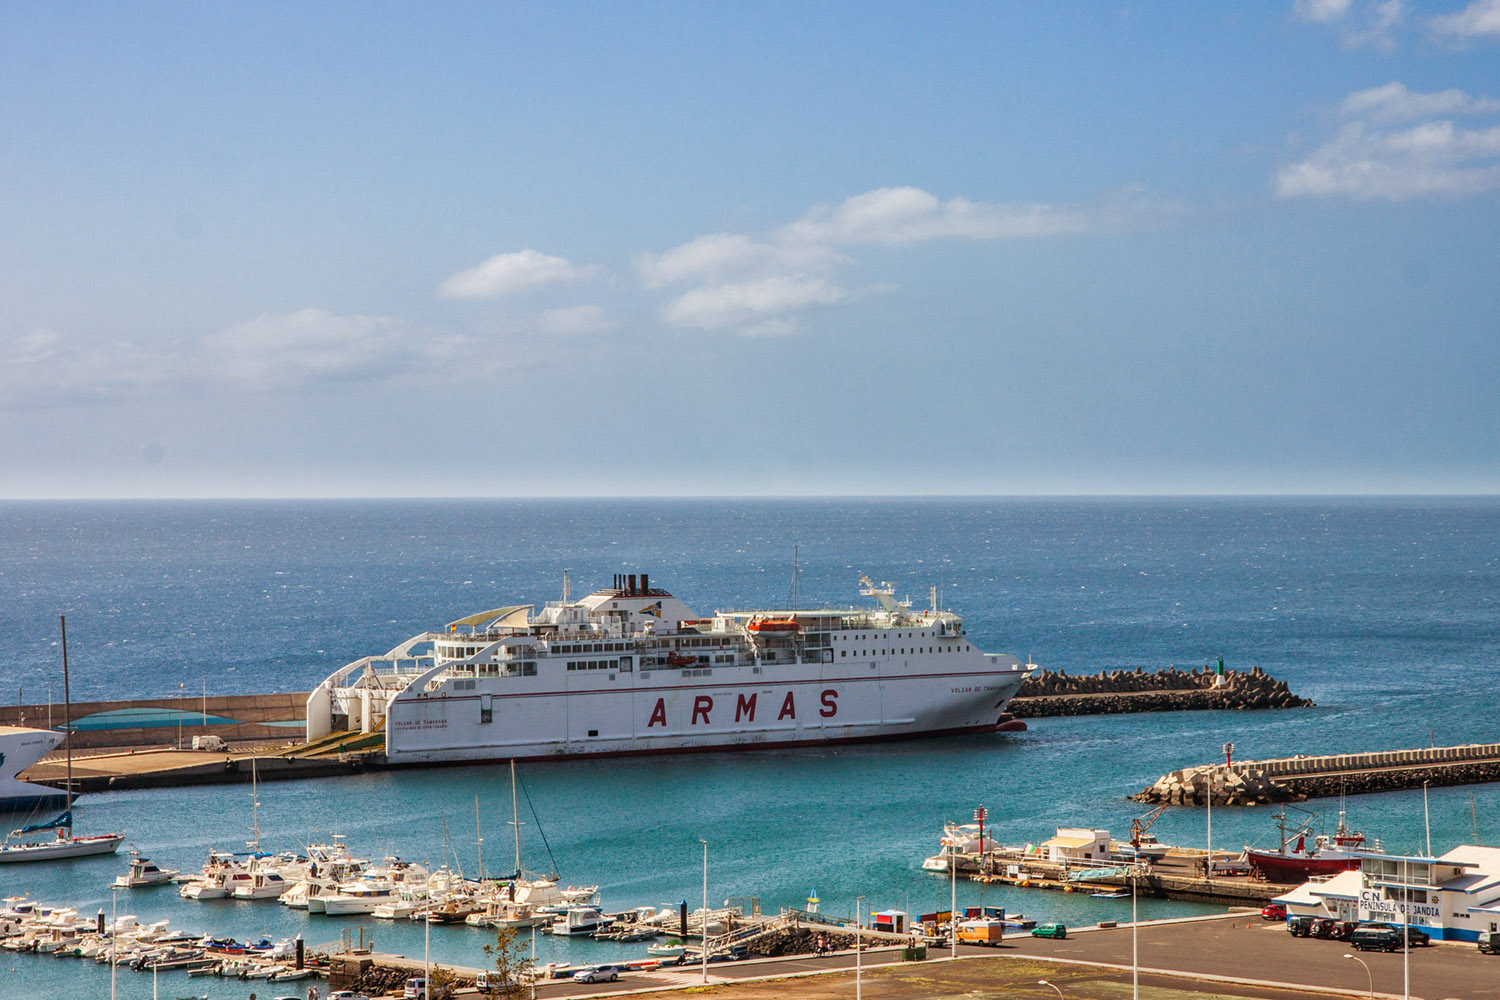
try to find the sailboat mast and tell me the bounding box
[61,614,73,835]
[475,795,484,880]
[511,760,521,874]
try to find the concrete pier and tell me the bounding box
[1135,740,1500,805]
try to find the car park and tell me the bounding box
[1261,903,1286,921]
[1286,915,1315,937]
[1030,923,1067,939]
[573,965,623,983]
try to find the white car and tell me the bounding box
[328,993,371,1000]
[572,964,623,983]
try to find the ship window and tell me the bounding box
[523,662,536,675]
[841,651,846,657]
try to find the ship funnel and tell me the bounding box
[641,573,649,593]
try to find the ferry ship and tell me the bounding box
[306,572,1034,763]
[0,726,69,816]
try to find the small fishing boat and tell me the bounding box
[646,940,685,958]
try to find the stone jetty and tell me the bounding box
[1009,665,1313,717]
[1134,740,1500,806]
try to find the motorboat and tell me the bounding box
[116,856,181,888]
[551,906,604,936]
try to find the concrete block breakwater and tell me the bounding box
[1009,666,1314,717]
[1134,741,1500,806]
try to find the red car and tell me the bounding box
[1261,904,1287,921]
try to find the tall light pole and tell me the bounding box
[177,682,184,748]
[700,839,709,985]
[950,837,958,958]
[110,885,118,1000]
[424,859,432,1000]
[1343,953,1372,1000]
[1131,848,1139,1000]
[855,895,864,1000]
[1039,981,1064,1000]
[1402,856,1409,1000]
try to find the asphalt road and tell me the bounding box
[517,915,1500,1000]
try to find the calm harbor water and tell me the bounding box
[2,497,1498,999]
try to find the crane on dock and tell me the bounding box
[1130,804,1167,855]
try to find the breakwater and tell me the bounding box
[1009,665,1313,717]
[1134,741,1500,806]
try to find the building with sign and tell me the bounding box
[1275,844,1500,942]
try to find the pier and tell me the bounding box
[1134,740,1500,805]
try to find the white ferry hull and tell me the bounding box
[384,667,1026,764]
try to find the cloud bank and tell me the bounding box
[639,186,1114,335]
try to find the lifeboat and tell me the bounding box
[747,616,800,633]
[666,652,698,667]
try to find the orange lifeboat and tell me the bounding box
[747,616,800,633]
[666,651,698,667]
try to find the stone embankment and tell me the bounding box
[1008,665,1314,717]
[1134,740,1500,806]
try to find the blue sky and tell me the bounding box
[3,1,1499,497]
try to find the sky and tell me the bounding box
[2,1,1499,498]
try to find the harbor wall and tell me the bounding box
[1134,741,1500,806]
[0,692,307,750]
[1009,666,1313,717]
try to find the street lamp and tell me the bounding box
[1039,981,1064,1000]
[177,682,184,748]
[855,895,865,1000]
[949,834,958,958]
[700,839,709,985]
[1343,953,1372,1000]
[1130,847,1139,1000]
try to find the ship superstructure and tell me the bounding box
[307,573,1034,763]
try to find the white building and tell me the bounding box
[1038,828,1112,865]
[1275,844,1500,943]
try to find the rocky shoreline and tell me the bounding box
[1008,665,1314,717]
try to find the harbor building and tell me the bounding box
[1276,845,1500,942]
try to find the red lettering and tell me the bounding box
[692,696,713,725]
[819,689,838,718]
[735,693,757,722]
[647,698,667,727]
[778,691,796,720]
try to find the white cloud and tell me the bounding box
[1277,119,1500,199]
[437,249,580,299]
[0,328,177,407]
[662,275,848,331]
[538,305,616,336]
[637,233,842,288]
[202,308,461,385]
[642,185,1118,335]
[1430,0,1500,41]
[1294,0,1405,51]
[781,187,1095,245]
[1295,0,1355,22]
[1342,81,1500,123]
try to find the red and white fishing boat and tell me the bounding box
[1244,807,1370,883]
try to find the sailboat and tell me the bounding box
[0,616,125,863]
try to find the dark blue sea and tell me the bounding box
[2,497,1498,999]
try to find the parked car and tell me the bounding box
[1287,915,1315,937]
[1310,917,1338,939]
[1357,922,1430,946]
[1479,930,1499,954]
[327,993,371,1000]
[1350,925,1403,952]
[1030,923,1067,940]
[1261,903,1287,921]
[403,977,428,1000]
[1331,920,1359,941]
[573,965,623,984]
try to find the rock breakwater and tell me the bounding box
[1009,665,1313,717]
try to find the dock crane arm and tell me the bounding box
[1130,804,1167,853]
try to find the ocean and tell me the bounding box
[1,497,1497,999]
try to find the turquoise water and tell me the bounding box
[2,497,1498,998]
